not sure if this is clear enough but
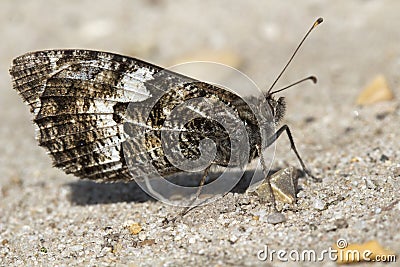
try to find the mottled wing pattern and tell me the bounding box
[9,49,190,181]
[10,49,262,183]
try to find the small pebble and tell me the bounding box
[70,244,84,252]
[394,167,400,177]
[267,212,286,224]
[297,191,306,198]
[138,239,155,246]
[363,177,377,190]
[138,231,147,241]
[229,235,238,243]
[375,112,390,120]
[313,199,326,210]
[356,75,394,105]
[324,223,337,232]
[334,218,349,229]
[380,154,390,162]
[309,224,317,230]
[128,223,142,235]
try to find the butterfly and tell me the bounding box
[10,18,323,209]
[10,49,267,181]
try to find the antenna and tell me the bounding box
[270,75,316,95]
[267,17,323,95]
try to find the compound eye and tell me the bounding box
[277,97,286,106]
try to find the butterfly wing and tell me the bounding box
[10,49,261,183]
[9,49,193,181]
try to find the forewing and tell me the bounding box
[9,49,176,181]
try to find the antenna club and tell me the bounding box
[310,76,317,84]
[313,18,323,28]
[270,75,319,95]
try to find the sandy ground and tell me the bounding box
[0,1,399,266]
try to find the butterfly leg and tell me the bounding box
[267,124,321,182]
[177,165,212,218]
